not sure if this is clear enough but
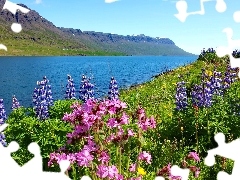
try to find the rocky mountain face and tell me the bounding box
[0,2,193,56]
[60,28,175,45]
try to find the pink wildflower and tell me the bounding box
[127,129,135,137]
[107,118,118,128]
[75,149,94,167]
[98,151,110,164]
[116,174,124,180]
[120,112,129,125]
[138,151,152,164]
[108,165,119,179]
[129,163,136,172]
[189,166,200,178]
[96,165,109,178]
[187,152,200,162]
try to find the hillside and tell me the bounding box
[0,2,194,56]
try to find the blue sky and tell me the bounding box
[11,0,240,55]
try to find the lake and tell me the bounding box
[0,56,197,114]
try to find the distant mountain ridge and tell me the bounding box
[60,28,175,45]
[0,2,194,56]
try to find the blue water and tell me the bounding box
[0,56,197,114]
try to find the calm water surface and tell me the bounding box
[0,56,197,114]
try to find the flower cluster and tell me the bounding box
[232,49,240,58]
[65,74,76,99]
[11,95,21,110]
[223,65,238,90]
[0,99,7,147]
[176,66,238,110]
[175,79,188,110]
[79,74,94,102]
[191,69,213,108]
[209,69,223,96]
[48,99,156,180]
[182,152,200,178]
[32,76,53,120]
[156,163,181,180]
[200,48,215,56]
[136,107,156,131]
[108,77,119,100]
[157,152,200,179]
[0,131,7,147]
[0,99,7,125]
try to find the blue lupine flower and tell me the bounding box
[79,74,94,102]
[203,81,213,107]
[223,65,238,90]
[175,80,188,110]
[32,76,53,120]
[108,77,119,100]
[12,95,21,110]
[210,69,223,96]
[0,132,7,147]
[65,74,76,99]
[0,99,7,125]
[191,69,213,108]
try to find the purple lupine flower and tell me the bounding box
[175,80,188,110]
[32,76,53,120]
[191,85,204,107]
[0,99,7,147]
[11,95,21,110]
[0,99,7,125]
[79,74,94,102]
[223,65,238,90]
[191,69,213,108]
[108,77,119,100]
[209,69,223,96]
[65,74,76,99]
[0,131,7,147]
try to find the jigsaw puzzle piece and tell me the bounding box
[39,160,71,180]
[217,171,234,180]
[0,141,22,178]
[233,11,240,23]
[21,142,43,175]
[216,28,240,77]
[205,133,240,163]
[2,0,30,33]
[0,44,7,51]
[154,176,165,180]
[174,0,188,22]
[205,133,240,178]
[175,0,227,22]
[171,165,190,180]
[3,0,30,14]
[0,124,8,132]
[215,0,227,13]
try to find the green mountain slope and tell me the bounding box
[0,3,194,56]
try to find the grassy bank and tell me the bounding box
[3,53,240,180]
[0,45,126,56]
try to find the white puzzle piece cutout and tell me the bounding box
[215,28,240,77]
[0,0,30,52]
[155,177,165,180]
[205,133,240,180]
[3,0,30,33]
[175,0,227,22]
[171,165,190,180]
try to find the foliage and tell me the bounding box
[2,52,240,179]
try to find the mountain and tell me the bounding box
[0,2,194,56]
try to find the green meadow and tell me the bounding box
[3,53,240,180]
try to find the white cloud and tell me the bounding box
[35,0,42,4]
[105,0,119,3]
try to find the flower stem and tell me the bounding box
[119,146,122,175]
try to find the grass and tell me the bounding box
[4,52,240,179]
